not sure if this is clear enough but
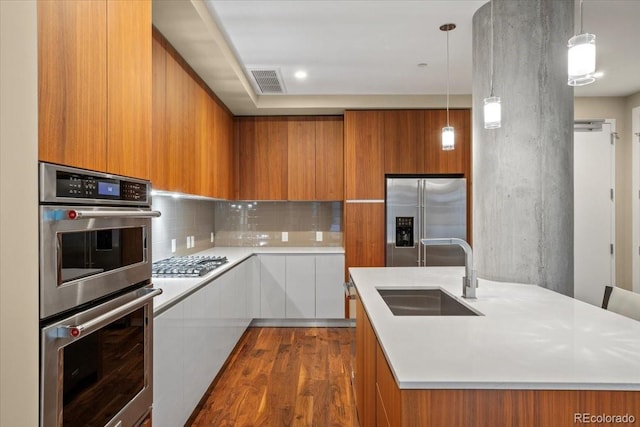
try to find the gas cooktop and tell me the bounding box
[151,255,228,278]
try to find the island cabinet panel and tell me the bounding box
[344,203,385,281]
[287,118,316,201]
[38,0,151,179]
[345,111,385,200]
[105,0,151,180]
[38,0,107,173]
[355,297,378,427]
[422,109,471,175]
[383,110,423,174]
[315,117,344,200]
[376,344,401,427]
[237,117,289,200]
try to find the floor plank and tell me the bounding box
[188,327,358,427]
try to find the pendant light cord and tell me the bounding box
[579,0,584,34]
[446,28,450,127]
[489,0,494,97]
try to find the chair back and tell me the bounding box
[602,285,640,321]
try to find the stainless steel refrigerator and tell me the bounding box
[386,177,467,267]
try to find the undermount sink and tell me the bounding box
[378,288,482,316]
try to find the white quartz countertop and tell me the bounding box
[152,246,344,314]
[350,266,640,391]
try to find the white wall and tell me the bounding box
[0,1,39,425]
[575,96,632,289]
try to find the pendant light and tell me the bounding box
[568,0,596,86]
[483,0,501,129]
[441,23,456,151]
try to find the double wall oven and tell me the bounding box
[39,163,162,427]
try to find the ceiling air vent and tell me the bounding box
[248,68,285,94]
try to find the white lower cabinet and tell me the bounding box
[258,253,345,319]
[259,255,286,318]
[285,255,316,318]
[315,254,345,318]
[153,256,259,427]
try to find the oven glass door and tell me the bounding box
[62,307,145,426]
[41,288,159,427]
[40,206,153,319]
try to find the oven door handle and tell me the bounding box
[67,209,162,219]
[57,288,163,339]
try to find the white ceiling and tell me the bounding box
[152,0,640,115]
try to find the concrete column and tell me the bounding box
[472,0,574,295]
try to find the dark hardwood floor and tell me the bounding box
[188,327,359,427]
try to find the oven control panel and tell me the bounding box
[56,172,146,201]
[40,162,150,205]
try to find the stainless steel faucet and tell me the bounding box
[420,238,477,299]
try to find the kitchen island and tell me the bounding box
[351,266,640,426]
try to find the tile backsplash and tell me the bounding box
[214,201,343,247]
[151,196,216,261]
[151,198,343,260]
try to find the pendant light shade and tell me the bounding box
[568,0,596,86]
[568,33,596,86]
[483,0,501,129]
[442,126,455,151]
[483,96,501,129]
[440,23,456,151]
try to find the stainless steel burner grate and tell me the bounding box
[151,255,228,278]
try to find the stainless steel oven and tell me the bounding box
[39,162,162,427]
[41,287,160,427]
[39,163,160,320]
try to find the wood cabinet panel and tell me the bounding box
[38,0,107,172]
[345,111,385,199]
[345,203,385,281]
[376,343,401,427]
[423,109,471,174]
[165,50,196,194]
[287,118,316,200]
[383,110,423,174]
[238,117,288,200]
[196,82,215,197]
[212,101,235,200]
[315,117,344,200]
[106,0,151,180]
[151,31,169,190]
[355,297,377,427]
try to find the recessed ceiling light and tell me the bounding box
[417,63,428,68]
[294,70,307,79]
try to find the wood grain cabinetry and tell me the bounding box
[38,0,151,179]
[355,297,377,427]
[151,29,235,197]
[383,110,423,174]
[344,203,385,280]
[423,109,471,175]
[237,116,344,201]
[344,111,385,200]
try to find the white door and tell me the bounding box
[574,121,615,306]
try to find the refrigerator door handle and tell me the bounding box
[417,179,422,266]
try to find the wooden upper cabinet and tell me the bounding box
[105,0,151,180]
[196,82,215,197]
[384,110,423,174]
[344,111,385,200]
[151,30,169,190]
[287,118,316,200]
[212,101,235,200]
[315,117,344,201]
[38,0,151,179]
[238,117,288,200]
[165,50,196,194]
[38,0,108,172]
[423,109,471,175]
